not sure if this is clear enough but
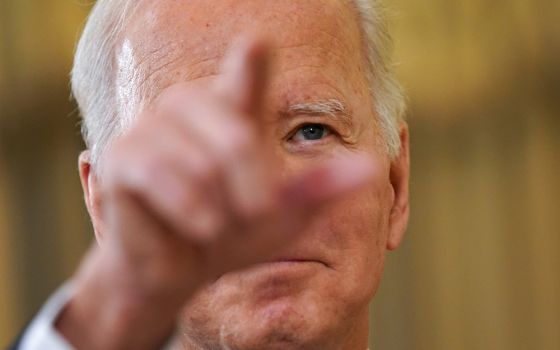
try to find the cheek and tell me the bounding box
[320,180,393,297]
[324,180,392,252]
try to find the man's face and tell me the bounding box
[118,0,408,348]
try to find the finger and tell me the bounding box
[279,154,377,211]
[271,153,377,240]
[217,36,270,117]
[106,122,225,243]
[208,154,377,272]
[158,88,254,163]
[214,37,277,215]
[104,189,203,293]
[160,89,275,217]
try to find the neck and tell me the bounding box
[339,306,371,350]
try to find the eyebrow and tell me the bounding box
[285,99,354,129]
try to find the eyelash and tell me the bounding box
[287,123,335,143]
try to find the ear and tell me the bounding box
[78,151,105,244]
[386,123,410,251]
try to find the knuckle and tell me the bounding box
[134,153,166,188]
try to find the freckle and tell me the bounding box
[206,22,211,28]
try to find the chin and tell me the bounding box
[179,262,357,350]
[182,300,327,350]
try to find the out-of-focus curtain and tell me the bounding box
[370,1,560,349]
[0,1,558,349]
[0,0,93,342]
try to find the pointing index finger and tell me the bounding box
[217,36,270,118]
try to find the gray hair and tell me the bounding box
[72,0,406,168]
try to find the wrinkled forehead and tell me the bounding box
[117,0,366,107]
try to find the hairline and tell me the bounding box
[72,0,406,170]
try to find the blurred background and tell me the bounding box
[0,0,558,349]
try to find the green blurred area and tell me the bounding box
[1,1,558,349]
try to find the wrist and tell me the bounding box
[55,247,186,350]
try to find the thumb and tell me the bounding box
[279,154,377,213]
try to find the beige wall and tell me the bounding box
[370,1,560,348]
[0,0,93,343]
[0,1,558,349]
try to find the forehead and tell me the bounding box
[120,0,367,107]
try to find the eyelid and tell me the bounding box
[285,122,336,142]
[281,115,342,140]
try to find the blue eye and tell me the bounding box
[293,124,329,141]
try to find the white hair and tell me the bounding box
[71,0,406,168]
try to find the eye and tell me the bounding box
[291,124,331,142]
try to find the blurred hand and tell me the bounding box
[56,38,375,350]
